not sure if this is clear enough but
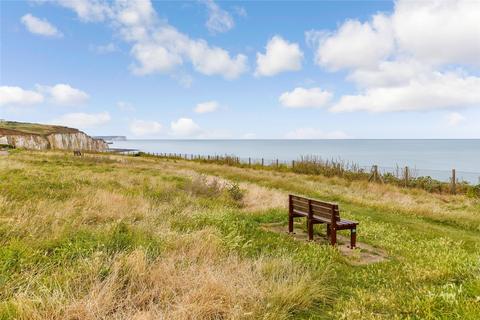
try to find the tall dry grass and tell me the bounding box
[0,151,332,319]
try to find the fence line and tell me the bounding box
[138,151,480,192]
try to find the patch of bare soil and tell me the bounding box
[261,222,388,266]
[0,150,9,156]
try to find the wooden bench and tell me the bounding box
[288,194,358,248]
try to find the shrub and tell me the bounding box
[184,175,223,198]
[228,182,245,202]
[410,176,444,193]
[292,156,368,180]
[466,185,480,198]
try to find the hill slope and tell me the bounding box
[0,121,79,136]
[0,150,478,319]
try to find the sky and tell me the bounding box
[1,0,479,139]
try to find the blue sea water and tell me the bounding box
[110,139,480,184]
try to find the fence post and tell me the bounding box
[451,169,456,194]
[261,158,264,167]
[276,159,279,167]
[248,157,251,166]
[371,165,379,182]
[292,160,295,169]
[404,166,409,187]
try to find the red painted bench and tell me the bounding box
[288,194,358,248]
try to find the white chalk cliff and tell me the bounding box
[0,122,108,152]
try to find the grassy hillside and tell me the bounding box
[0,150,479,319]
[0,121,79,136]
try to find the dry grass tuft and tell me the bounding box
[240,182,286,211]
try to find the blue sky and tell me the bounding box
[1,0,479,139]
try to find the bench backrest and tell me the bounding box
[289,195,340,222]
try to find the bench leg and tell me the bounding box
[350,228,356,249]
[330,227,337,246]
[307,219,314,241]
[326,224,331,237]
[288,214,294,233]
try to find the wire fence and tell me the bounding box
[136,151,480,187]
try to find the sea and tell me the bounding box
[110,139,480,185]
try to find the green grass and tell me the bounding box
[0,121,78,136]
[0,151,479,319]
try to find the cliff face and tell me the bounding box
[0,122,108,152]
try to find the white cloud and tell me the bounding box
[21,14,62,37]
[393,0,480,66]
[172,72,193,88]
[312,14,393,70]
[37,84,89,106]
[51,0,247,79]
[285,128,349,139]
[308,0,480,113]
[186,39,248,79]
[130,42,183,74]
[0,86,44,107]
[55,0,112,22]
[446,112,466,127]
[255,36,303,76]
[279,87,332,108]
[129,119,162,136]
[0,84,89,108]
[127,17,247,79]
[234,6,247,18]
[194,101,219,114]
[170,118,202,137]
[51,112,111,129]
[346,59,429,88]
[202,0,234,34]
[330,71,480,113]
[90,42,118,54]
[117,101,135,112]
[312,0,480,70]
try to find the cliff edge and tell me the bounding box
[0,121,108,152]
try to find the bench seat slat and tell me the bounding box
[292,208,309,217]
[292,203,309,212]
[336,219,358,228]
[311,215,330,223]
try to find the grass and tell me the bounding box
[145,152,480,196]
[0,150,479,319]
[0,121,78,136]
